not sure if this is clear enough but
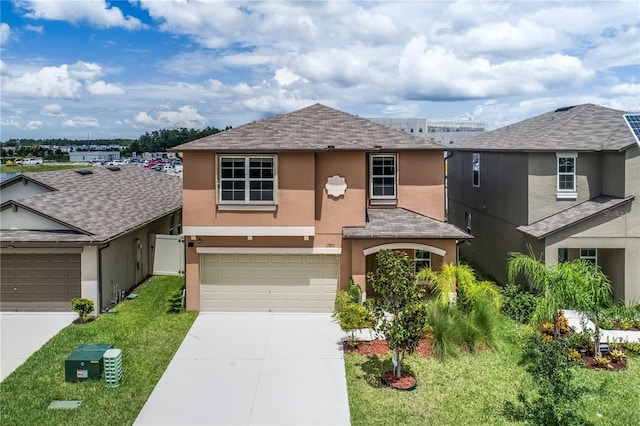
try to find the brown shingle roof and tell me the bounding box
[517,195,635,239]
[449,104,636,152]
[343,208,471,239]
[1,166,182,244]
[172,104,444,152]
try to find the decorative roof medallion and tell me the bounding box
[325,175,347,197]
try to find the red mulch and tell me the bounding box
[582,355,627,371]
[343,335,433,357]
[381,371,417,390]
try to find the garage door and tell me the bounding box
[0,253,81,311]
[200,253,338,312]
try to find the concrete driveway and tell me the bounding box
[135,313,350,426]
[0,312,78,381]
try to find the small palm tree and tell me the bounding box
[507,248,611,355]
[416,262,502,311]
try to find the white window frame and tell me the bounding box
[472,153,480,187]
[370,154,397,200]
[580,248,597,264]
[217,155,277,208]
[414,250,431,274]
[556,152,577,199]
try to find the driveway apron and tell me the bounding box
[0,312,78,382]
[134,313,350,426]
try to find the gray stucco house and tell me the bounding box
[447,104,639,303]
[1,165,182,313]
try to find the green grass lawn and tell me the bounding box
[345,317,640,426]
[0,164,87,173]
[0,276,197,426]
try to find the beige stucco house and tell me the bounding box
[0,166,182,313]
[447,104,640,303]
[172,104,470,312]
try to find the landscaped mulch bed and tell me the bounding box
[582,354,627,371]
[343,335,433,357]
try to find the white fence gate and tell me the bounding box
[152,234,184,276]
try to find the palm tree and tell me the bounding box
[507,249,611,355]
[416,262,502,311]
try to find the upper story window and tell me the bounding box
[556,153,577,199]
[218,156,276,207]
[472,153,480,187]
[370,154,397,200]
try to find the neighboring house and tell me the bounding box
[0,166,182,313]
[171,103,470,313]
[447,104,640,303]
[367,117,485,144]
[69,151,121,163]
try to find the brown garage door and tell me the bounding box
[0,253,81,311]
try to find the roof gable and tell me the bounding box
[450,104,637,152]
[172,104,444,152]
[0,166,182,243]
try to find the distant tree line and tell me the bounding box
[2,138,134,147]
[129,126,227,154]
[1,126,231,159]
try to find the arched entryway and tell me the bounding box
[363,243,447,297]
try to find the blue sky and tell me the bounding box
[1,0,639,141]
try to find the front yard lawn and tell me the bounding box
[345,317,640,426]
[0,276,197,426]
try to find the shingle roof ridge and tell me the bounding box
[450,103,635,152]
[3,166,183,241]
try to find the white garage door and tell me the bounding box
[200,253,338,312]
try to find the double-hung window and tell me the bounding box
[580,248,597,265]
[370,154,397,200]
[219,156,276,205]
[556,153,577,199]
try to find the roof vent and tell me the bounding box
[75,169,93,175]
[327,145,335,149]
[106,166,121,171]
[554,105,576,112]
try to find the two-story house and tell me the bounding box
[447,104,639,303]
[172,104,471,312]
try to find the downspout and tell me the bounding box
[444,151,454,221]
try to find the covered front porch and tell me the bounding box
[341,208,471,297]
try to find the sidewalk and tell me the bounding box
[563,309,640,343]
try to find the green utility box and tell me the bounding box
[65,343,113,383]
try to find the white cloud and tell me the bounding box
[0,60,8,76]
[63,116,99,128]
[274,68,301,86]
[2,61,116,99]
[0,23,10,46]
[607,83,640,97]
[68,61,103,80]
[25,24,43,33]
[131,106,206,129]
[19,0,146,30]
[26,120,42,130]
[4,64,84,98]
[397,36,594,100]
[1,118,21,128]
[41,103,65,116]
[86,80,125,95]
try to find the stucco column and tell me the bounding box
[81,245,99,315]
